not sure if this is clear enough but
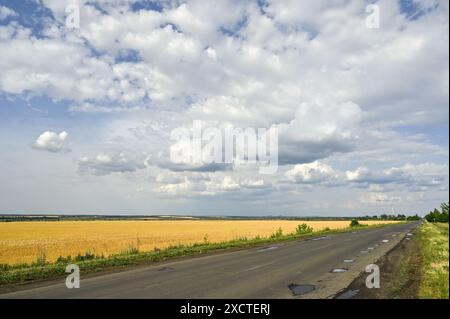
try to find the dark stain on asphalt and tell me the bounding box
[288,284,315,296]
[336,289,360,299]
[158,267,174,272]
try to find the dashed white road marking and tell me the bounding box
[241,261,276,273]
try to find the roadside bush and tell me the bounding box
[121,246,139,255]
[350,219,360,227]
[56,256,72,264]
[295,223,313,235]
[0,264,10,271]
[75,251,97,261]
[270,227,283,239]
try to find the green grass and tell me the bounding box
[418,222,449,299]
[0,222,402,286]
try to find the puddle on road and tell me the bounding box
[331,268,348,273]
[257,246,278,252]
[288,284,315,296]
[336,289,360,299]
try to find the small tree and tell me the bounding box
[424,203,449,223]
[350,219,360,227]
[440,203,449,222]
[441,202,449,215]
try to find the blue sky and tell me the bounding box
[0,0,448,216]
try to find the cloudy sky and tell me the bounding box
[0,0,448,216]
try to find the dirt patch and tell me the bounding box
[336,234,422,299]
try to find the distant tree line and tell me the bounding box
[425,202,449,223]
[357,214,421,221]
[0,215,61,222]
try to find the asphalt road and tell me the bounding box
[0,222,419,299]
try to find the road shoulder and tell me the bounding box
[336,224,424,299]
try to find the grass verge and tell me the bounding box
[0,222,402,286]
[418,222,449,299]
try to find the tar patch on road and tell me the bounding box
[288,284,316,296]
[336,289,360,299]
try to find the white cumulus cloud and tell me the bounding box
[77,153,146,176]
[285,161,338,184]
[32,131,70,153]
[0,6,16,20]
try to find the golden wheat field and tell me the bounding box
[0,220,398,265]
